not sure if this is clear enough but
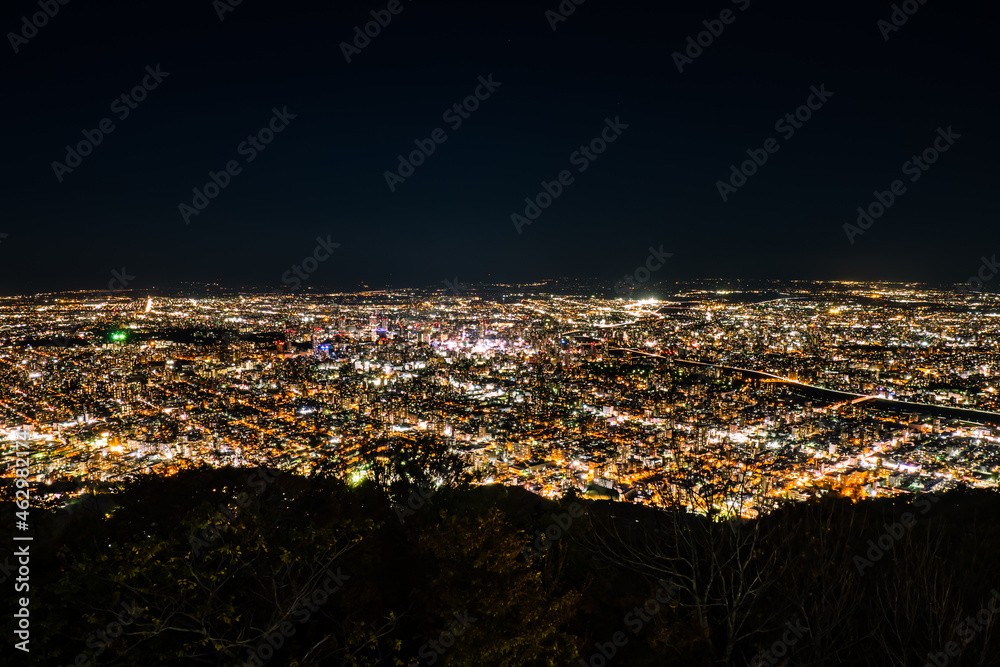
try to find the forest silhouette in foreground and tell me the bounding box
[10,456,1000,667]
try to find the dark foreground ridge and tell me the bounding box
[8,468,1000,666]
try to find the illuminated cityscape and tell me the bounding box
[5,281,999,516]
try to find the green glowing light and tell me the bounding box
[110,332,127,342]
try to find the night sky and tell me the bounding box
[1,0,997,294]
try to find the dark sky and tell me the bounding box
[1,0,997,294]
